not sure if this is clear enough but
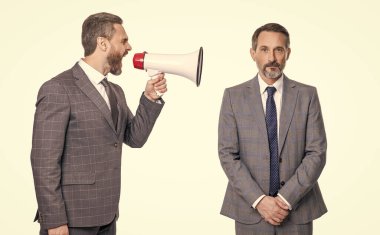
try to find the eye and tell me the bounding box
[275,48,285,53]
[260,47,269,53]
[121,39,128,45]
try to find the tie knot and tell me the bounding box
[101,78,109,87]
[266,86,276,97]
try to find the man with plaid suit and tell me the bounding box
[31,12,167,235]
[218,23,327,235]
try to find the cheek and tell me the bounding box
[278,55,287,64]
[257,58,266,67]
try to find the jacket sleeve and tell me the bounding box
[124,93,164,148]
[218,89,265,206]
[278,88,327,208]
[30,80,69,229]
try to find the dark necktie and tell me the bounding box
[265,86,280,196]
[101,78,119,130]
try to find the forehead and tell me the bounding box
[257,31,287,47]
[111,24,128,40]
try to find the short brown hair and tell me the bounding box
[82,12,123,56]
[251,23,290,50]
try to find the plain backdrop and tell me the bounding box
[1,0,379,234]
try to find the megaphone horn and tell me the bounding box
[133,47,203,87]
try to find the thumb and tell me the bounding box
[275,198,289,210]
[150,73,164,82]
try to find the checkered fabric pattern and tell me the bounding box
[31,63,164,229]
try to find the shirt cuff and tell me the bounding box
[252,195,266,209]
[277,193,292,210]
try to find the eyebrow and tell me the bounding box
[259,45,285,49]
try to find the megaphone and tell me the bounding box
[133,47,203,87]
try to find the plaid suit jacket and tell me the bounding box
[31,63,163,229]
[218,75,327,224]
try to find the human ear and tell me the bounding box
[250,48,256,61]
[286,47,291,60]
[97,37,109,51]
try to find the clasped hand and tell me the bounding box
[256,196,289,226]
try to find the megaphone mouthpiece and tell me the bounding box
[133,52,147,70]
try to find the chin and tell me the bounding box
[111,70,122,76]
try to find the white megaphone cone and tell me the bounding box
[133,47,203,87]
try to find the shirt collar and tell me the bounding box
[258,73,284,95]
[78,59,107,85]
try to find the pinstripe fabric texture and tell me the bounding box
[218,75,327,226]
[235,220,312,235]
[31,63,164,230]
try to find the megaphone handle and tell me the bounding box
[146,69,163,97]
[146,69,159,77]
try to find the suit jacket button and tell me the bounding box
[114,143,118,148]
[280,181,285,186]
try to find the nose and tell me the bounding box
[268,50,276,62]
[125,42,132,51]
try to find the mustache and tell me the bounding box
[264,61,281,69]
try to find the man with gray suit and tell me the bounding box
[31,12,167,235]
[218,23,327,235]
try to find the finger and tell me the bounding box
[277,209,289,217]
[277,201,288,210]
[156,87,168,93]
[275,197,289,210]
[154,80,166,88]
[154,78,167,87]
[149,77,161,84]
[272,216,283,223]
[154,83,167,91]
[151,73,164,81]
[266,218,281,226]
[276,212,287,220]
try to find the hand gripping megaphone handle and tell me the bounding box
[147,69,163,97]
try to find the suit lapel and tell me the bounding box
[72,63,117,134]
[246,76,269,150]
[278,76,298,156]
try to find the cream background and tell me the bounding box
[1,0,379,234]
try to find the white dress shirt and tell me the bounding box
[252,74,292,210]
[78,59,111,110]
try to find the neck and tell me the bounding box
[259,72,281,85]
[83,55,109,76]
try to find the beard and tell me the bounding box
[261,61,285,79]
[107,50,124,76]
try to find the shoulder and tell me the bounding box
[224,78,254,96]
[42,65,77,87]
[226,79,252,91]
[286,77,318,96]
[37,66,76,100]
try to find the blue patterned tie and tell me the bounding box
[265,87,280,196]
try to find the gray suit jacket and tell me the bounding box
[218,75,327,225]
[31,63,164,229]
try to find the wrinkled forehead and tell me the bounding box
[257,31,288,48]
